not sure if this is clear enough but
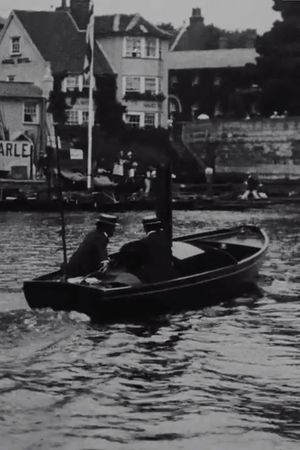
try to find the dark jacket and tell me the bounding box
[65,230,108,277]
[139,230,177,283]
[247,175,259,191]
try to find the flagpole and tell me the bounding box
[87,1,94,191]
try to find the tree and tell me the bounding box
[256,0,300,115]
[94,75,126,134]
[156,22,177,36]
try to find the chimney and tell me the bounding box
[190,7,204,26]
[219,36,228,49]
[56,0,68,11]
[70,0,90,30]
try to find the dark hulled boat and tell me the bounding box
[23,224,268,322]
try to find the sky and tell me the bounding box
[0,0,281,34]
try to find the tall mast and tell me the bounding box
[84,0,95,190]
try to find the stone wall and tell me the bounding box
[181,118,300,180]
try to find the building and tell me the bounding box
[0,4,114,124]
[95,13,171,128]
[0,81,44,179]
[167,8,259,120]
[0,16,5,34]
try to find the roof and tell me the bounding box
[95,14,170,39]
[171,9,256,52]
[167,49,258,70]
[13,10,114,76]
[0,81,43,98]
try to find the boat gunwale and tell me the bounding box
[23,225,268,302]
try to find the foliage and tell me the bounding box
[156,22,178,36]
[256,1,300,115]
[47,75,67,124]
[94,75,126,134]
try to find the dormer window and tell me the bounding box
[10,36,21,55]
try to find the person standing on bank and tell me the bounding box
[139,216,177,283]
[65,214,118,278]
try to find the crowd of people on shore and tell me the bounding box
[98,150,157,201]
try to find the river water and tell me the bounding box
[0,206,299,450]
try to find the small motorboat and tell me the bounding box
[23,224,268,322]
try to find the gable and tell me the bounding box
[13,10,114,76]
[0,13,44,66]
[95,14,170,39]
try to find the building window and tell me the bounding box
[125,37,142,58]
[10,36,21,55]
[124,37,160,59]
[145,38,157,58]
[125,76,141,93]
[66,110,79,125]
[23,102,38,123]
[125,114,141,128]
[6,75,15,82]
[145,77,157,94]
[144,113,155,127]
[82,110,89,125]
[66,75,79,90]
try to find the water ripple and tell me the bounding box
[0,207,299,449]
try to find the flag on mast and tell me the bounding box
[83,0,94,83]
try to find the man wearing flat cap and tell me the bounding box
[65,214,118,278]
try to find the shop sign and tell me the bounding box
[0,141,32,171]
[70,148,83,160]
[143,102,157,109]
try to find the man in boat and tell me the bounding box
[65,213,118,278]
[138,216,177,283]
[110,241,144,286]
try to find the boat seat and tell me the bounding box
[172,241,237,276]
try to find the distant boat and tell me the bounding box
[23,225,268,322]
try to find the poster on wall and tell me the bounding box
[0,141,33,179]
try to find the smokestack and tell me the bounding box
[56,0,68,11]
[189,7,204,26]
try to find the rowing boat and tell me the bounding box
[23,224,268,322]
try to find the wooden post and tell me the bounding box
[155,161,173,243]
[54,124,68,280]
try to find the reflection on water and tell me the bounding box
[0,207,299,449]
